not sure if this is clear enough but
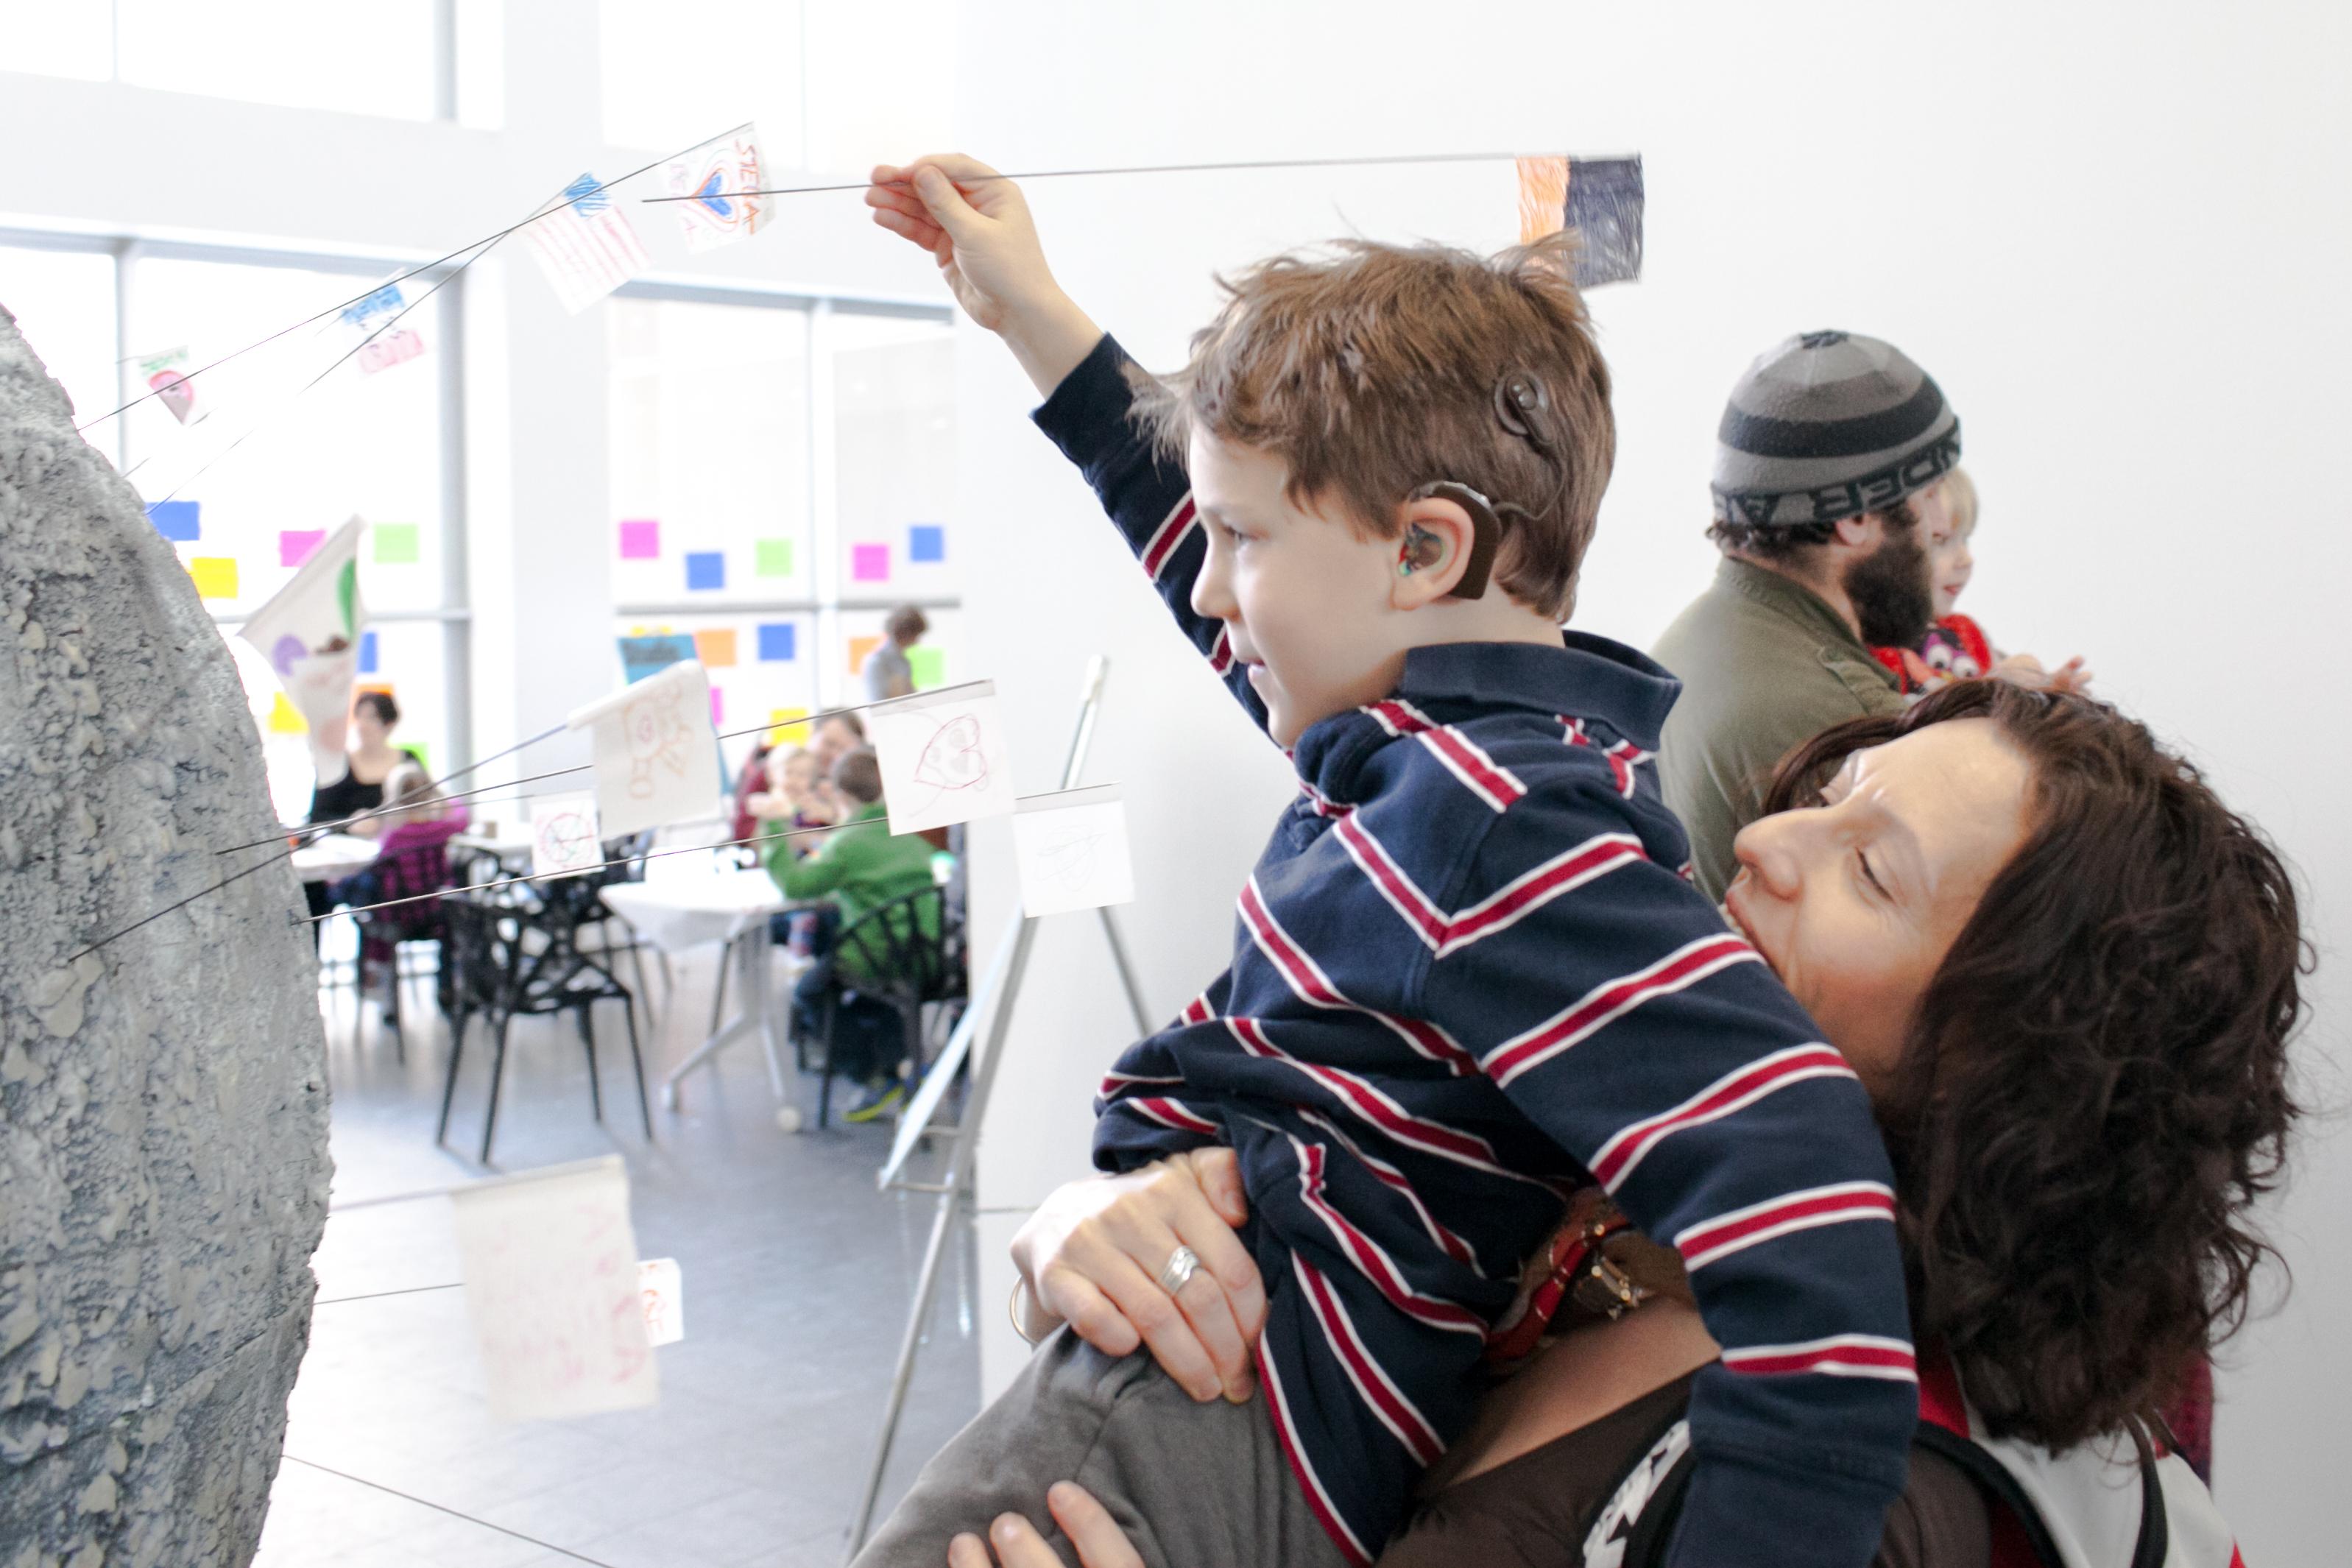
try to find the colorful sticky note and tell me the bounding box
[189,557,239,599]
[753,538,794,576]
[693,629,738,668]
[851,543,890,583]
[908,524,944,563]
[266,692,307,734]
[619,519,661,560]
[907,646,946,688]
[279,529,327,568]
[685,551,725,591]
[372,523,421,565]
[767,707,811,745]
[847,635,882,674]
[357,629,380,674]
[710,686,724,727]
[147,500,201,542]
[756,622,797,662]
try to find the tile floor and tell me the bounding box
[255,934,980,1568]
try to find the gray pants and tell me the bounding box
[852,1329,1352,1568]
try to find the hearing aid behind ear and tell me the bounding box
[1408,481,1501,599]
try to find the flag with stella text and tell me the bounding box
[660,124,771,252]
[239,516,367,785]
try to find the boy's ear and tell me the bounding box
[1390,487,1497,610]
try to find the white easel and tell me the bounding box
[846,656,1154,1558]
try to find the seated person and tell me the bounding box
[766,747,941,1123]
[979,682,2292,1568]
[303,689,410,933]
[328,760,470,992]
[855,157,1916,1568]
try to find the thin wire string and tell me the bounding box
[73,125,744,434]
[277,1456,621,1568]
[213,722,566,854]
[638,147,1548,203]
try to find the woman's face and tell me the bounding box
[350,702,391,749]
[1722,718,2033,1099]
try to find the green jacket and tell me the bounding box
[764,803,939,986]
[1650,557,1906,900]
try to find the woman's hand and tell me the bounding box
[1011,1148,1265,1404]
[947,1483,1142,1568]
[865,154,1103,397]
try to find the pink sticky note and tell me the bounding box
[710,687,724,727]
[279,529,327,568]
[619,519,660,560]
[852,543,890,583]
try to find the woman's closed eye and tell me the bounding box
[1856,847,1893,902]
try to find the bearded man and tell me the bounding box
[1651,331,1960,897]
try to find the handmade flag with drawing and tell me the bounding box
[867,680,1017,835]
[638,1257,685,1347]
[525,172,652,314]
[238,515,367,785]
[138,346,198,423]
[566,659,721,839]
[529,793,604,879]
[451,1156,658,1423]
[1011,785,1135,917]
[340,282,427,375]
[1516,155,1645,288]
[661,124,771,252]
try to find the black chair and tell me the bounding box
[799,884,966,1129]
[437,885,652,1164]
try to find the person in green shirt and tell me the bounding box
[770,747,942,1121]
[1651,331,1961,900]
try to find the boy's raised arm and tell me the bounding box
[869,158,1269,734]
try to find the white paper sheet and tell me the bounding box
[450,1156,657,1423]
[661,124,771,252]
[1011,785,1135,917]
[568,661,722,841]
[637,1257,685,1346]
[237,515,367,787]
[524,172,652,314]
[529,793,604,879]
[866,680,1017,835]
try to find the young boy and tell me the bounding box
[858,158,1915,1568]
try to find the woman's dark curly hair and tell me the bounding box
[1763,679,2306,1449]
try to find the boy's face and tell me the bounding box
[1187,431,1413,748]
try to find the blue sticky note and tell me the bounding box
[908,523,945,563]
[685,551,725,591]
[357,629,379,675]
[148,500,201,542]
[757,622,797,662]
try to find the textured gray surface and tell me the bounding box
[0,304,331,1566]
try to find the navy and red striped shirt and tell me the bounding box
[1038,336,1915,1568]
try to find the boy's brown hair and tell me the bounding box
[833,748,885,805]
[1129,232,1614,620]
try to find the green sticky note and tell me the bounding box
[907,646,945,688]
[372,523,421,565]
[402,742,430,775]
[754,537,794,576]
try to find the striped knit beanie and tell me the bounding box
[1710,331,1960,528]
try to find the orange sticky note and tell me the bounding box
[189,557,239,599]
[847,635,881,674]
[694,629,739,668]
[266,693,308,734]
[768,707,811,745]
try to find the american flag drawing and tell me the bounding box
[525,173,652,314]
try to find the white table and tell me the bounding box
[600,868,809,1125]
[451,829,535,866]
[290,833,380,884]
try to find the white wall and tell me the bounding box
[953,4,2352,1560]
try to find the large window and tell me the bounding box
[1,233,465,824]
[606,289,958,776]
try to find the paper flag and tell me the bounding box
[526,173,652,314]
[1516,155,1645,288]
[342,282,427,375]
[450,1157,657,1424]
[1012,785,1135,917]
[529,793,604,879]
[660,124,771,252]
[567,660,722,840]
[238,516,366,785]
[638,1257,685,1346]
[867,680,1017,835]
[138,347,197,423]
